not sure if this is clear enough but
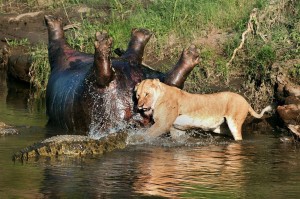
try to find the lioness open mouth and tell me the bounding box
[142,107,152,115]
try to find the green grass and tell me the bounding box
[246,44,276,85]
[29,44,50,94]
[62,0,268,55]
[289,63,300,81]
[229,0,299,86]
[3,0,299,98]
[62,0,269,85]
[5,38,30,47]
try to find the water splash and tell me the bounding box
[87,79,131,139]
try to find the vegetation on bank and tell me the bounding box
[1,0,299,108]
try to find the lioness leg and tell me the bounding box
[170,127,188,140]
[226,117,243,140]
[144,101,179,140]
[145,123,172,139]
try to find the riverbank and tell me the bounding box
[0,0,299,138]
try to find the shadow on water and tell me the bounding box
[1,72,300,198]
[0,73,47,127]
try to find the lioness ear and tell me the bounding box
[153,79,162,90]
[157,81,162,90]
[153,78,160,83]
[134,82,140,91]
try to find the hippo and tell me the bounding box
[44,15,199,137]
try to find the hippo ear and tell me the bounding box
[134,83,140,91]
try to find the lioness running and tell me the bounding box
[135,79,272,140]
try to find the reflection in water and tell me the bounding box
[6,79,30,110]
[133,143,246,198]
[0,73,48,198]
[1,71,300,198]
[242,138,300,199]
[0,72,7,105]
[0,126,46,199]
[0,74,47,127]
[31,137,300,198]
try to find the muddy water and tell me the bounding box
[1,74,300,198]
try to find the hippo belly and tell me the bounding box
[46,65,91,132]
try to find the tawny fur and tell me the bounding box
[135,79,272,140]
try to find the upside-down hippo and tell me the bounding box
[45,15,199,137]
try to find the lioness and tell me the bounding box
[135,79,272,140]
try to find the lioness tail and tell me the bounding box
[248,105,272,119]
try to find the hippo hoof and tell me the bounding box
[94,31,113,53]
[184,45,200,66]
[44,15,62,27]
[131,28,152,43]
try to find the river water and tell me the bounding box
[0,74,300,198]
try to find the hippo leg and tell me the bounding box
[93,32,114,87]
[164,45,199,89]
[120,28,152,64]
[44,15,93,70]
[44,15,65,41]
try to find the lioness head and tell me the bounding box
[135,79,162,116]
